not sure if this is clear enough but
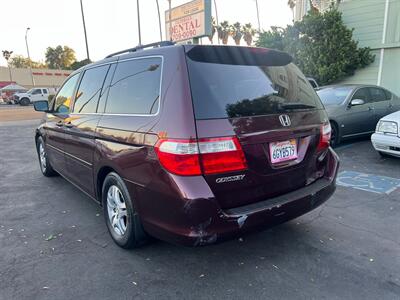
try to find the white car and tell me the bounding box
[371,110,400,157]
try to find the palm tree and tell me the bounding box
[287,0,296,21]
[217,21,230,45]
[230,22,242,45]
[208,17,217,44]
[242,23,257,46]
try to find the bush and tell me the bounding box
[48,94,54,102]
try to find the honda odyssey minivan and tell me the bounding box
[34,42,339,248]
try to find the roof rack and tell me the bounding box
[105,41,175,58]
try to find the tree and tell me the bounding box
[70,58,92,70]
[217,21,230,45]
[287,0,296,21]
[45,45,76,69]
[256,8,375,85]
[230,22,243,45]
[9,55,47,69]
[208,17,217,44]
[242,23,257,46]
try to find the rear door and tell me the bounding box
[63,64,111,197]
[185,46,328,209]
[370,87,393,121]
[30,88,43,102]
[45,74,80,173]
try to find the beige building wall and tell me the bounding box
[0,67,72,89]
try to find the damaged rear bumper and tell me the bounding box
[135,148,339,247]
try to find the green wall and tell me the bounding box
[338,0,400,96]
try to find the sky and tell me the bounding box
[0,0,293,66]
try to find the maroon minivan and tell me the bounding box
[34,43,339,248]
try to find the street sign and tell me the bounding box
[165,0,212,42]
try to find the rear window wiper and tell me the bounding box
[281,103,316,110]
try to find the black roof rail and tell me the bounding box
[105,41,175,58]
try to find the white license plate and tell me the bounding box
[269,139,298,164]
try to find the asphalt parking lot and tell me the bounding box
[0,120,399,300]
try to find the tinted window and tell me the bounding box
[308,79,317,88]
[187,60,323,119]
[369,87,387,102]
[97,64,116,113]
[351,88,369,103]
[43,89,48,94]
[73,65,109,113]
[32,89,41,95]
[105,58,162,114]
[54,74,80,113]
[317,87,353,105]
[384,89,392,100]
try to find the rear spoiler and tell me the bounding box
[185,45,292,67]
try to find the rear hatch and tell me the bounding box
[185,45,329,209]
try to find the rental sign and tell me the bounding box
[165,0,211,42]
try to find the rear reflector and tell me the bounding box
[155,137,247,176]
[317,123,331,151]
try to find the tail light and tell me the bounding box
[155,137,247,176]
[317,123,331,151]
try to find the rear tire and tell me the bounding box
[102,172,148,249]
[36,136,58,177]
[20,98,30,106]
[330,122,340,148]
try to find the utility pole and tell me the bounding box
[80,0,90,60]
[213,0,220,44]
[255,0,261,32]
[2,50,13,81]
[137,0,142,45]
[25,27,35,87]
[168,0,172,41]
[156,0,163,41]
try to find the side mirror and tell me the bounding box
[33,100,49,112]
[350,99,365,106]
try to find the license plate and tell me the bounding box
[269,139,298,164]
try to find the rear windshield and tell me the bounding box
[186,49,323,119]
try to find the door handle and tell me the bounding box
[388,104,393,108]
[64,121,73,128]
[56,121,64,127]
[368,106,374,111]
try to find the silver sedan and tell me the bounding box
[317,84,400,147]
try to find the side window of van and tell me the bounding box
[54,74,80,113]
[73,65,110,113]
[105,57,162,115]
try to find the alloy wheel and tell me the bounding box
[106,185,128,236]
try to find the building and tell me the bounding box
[294,0,338,21]
[0,66,72,89]
[294,0,400,96]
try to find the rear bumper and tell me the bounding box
[133,148,339,246]
[371,133,400,157]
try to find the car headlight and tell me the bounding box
[377,121,398,134]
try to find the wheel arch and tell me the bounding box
[96,166,117,205]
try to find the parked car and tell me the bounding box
[371,111,400,157]
[14,87,56,106]
[33,43,339,248]
[317,84,400,147]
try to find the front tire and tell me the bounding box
[20,98,30,106]
[102,172,148,249]
[36,136,57,177]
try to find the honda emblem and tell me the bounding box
[279,115,291,127]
